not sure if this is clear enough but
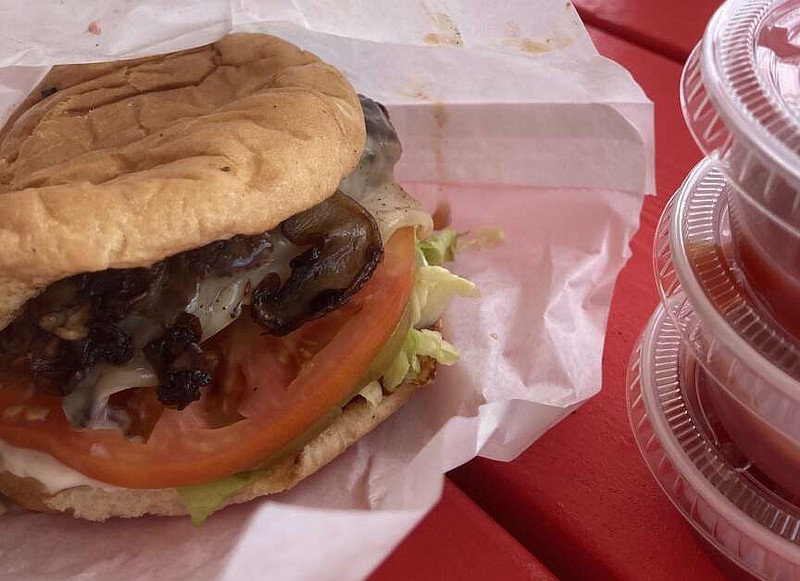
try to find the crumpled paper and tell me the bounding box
[0,1,654,580]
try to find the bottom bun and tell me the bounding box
[0,358,437,521]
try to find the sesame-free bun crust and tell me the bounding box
[0,33,366,330]
[0,359,435,521]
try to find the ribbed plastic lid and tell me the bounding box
[682,0,800,234]
[628,306,800,580]
[654,157,800,445]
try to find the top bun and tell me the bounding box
[0,33,366,330]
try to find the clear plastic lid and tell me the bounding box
[681,0,800,235]
[627,306,800,580]
[654,157,800,444]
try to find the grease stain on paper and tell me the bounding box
[397,78,431,101]
[502,21,573,55]
[520,38,551,55]
[432,102,448,199]
[421,3,462,47]
[432,196,451,230]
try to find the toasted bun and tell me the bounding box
[0,358,436,521]
[0,33,366,330]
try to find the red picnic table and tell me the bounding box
[370,2,732,579]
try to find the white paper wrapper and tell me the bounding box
[0,2,654,579]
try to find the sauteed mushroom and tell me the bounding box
[251,191,383,336]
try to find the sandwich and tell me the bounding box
[0,33,477,523]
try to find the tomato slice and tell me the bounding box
[0,228,416,489]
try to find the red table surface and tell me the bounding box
[450,25,737,581]
[573,0,723,62]
[369,481,557,581]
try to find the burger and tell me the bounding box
[0,33,477,523]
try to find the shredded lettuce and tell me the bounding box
[413,229,479,329]
[414,328,460,364]
[179,471,264,526]
[417,229,459,266]
[383,328,460,391]
[382,229,477,390]
[411,265,479,330]
[179,229,477,524]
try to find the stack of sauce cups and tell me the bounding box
[627,1,800,578]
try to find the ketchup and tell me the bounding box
[729,196,800,340]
